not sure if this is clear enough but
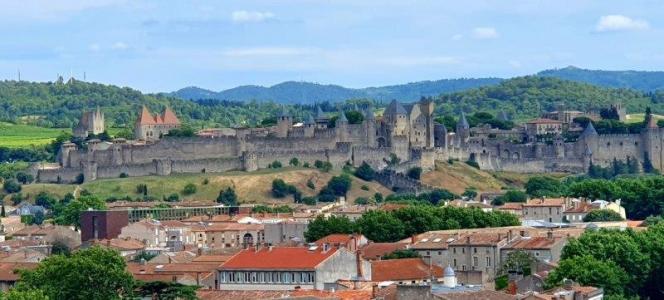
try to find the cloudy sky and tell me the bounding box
[0,0,662,92]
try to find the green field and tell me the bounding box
[0,123,126,148]
[0,122,70,148]
[625,113,664,124]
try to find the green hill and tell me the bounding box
[435,76,658,120]
[538,66,664,92]
[170,78,503,103]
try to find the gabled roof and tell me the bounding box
[384,100,407,116]
[371,258,443,281]
[503,236,563,250]
[137,106,156,125]
[360,242,408,260]
[221,247,339,270]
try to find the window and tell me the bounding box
[453,259,457,267]
[426,251,430,256]
[473,256,478,266]
[486,257,491,267]
[535,251,540,257]
[549,207,552,214]
[453,248,456,254]
[462,248,465,254]
[438,251,442,255]
[473,247,477,254]
[462,265,466,271]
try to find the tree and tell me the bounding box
[500,250,535,276]
[406,167,422,180]
[304,215,356,242]
[1,205,5,217]
[546,255,630,296]
[345,110,364,124]
[462,188,477,200]
[583,209,624,222]
[217,187,238,206]
[165,193,180,202]
[524,176,562,197]
[3,179,21,194]
[356,210,406,242]
[1,289,50,300]
[181,183,197,195]
[135,281,198,300]
[354,162,375,181]
[642,152,656,173]
[269,160,282,169]
[289,157,299,167]
[35,192,56,209]
[271,179,291,198]
[15,172,33,185]
[381,249,419,260]
[16,246,134,299]
[74,173,84,184]
[54,195,106,229]
[326,175,352,197]
[492,190,527,205]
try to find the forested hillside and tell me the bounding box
[171,78,503,103]
[0,80,311,129]
[539,66,664,91]
[435,76,662,120]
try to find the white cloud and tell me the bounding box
[231,10,275,23]
[595,15,649,32]
[472,27,499,39]
[112,42,128,50]
[222,47,314,57]
[451,34,463,41]
[89,43,101,52]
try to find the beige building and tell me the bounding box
[522,198,567,223]
[191,223,264,249]
[134,106,181,141]
[448,233,510,286]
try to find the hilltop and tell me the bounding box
[538,66,664,92]
[170,78,503,103]
[435,76,659,120]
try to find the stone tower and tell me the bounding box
[643,116,662,171]
[384,100,408,136]
[578,121,598,155]
[304,114,315,138]
[364,106,376,147]
[456,112,470,146]
[336,109,348,142]
[73,107,105,138]
[419,99,435,148]
[611,102,627,122]
[276,106,292,138]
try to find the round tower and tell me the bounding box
[276,106,292,138]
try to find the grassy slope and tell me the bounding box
[624,113,664,124]
[421,161,567,194]
[15,167,392,205]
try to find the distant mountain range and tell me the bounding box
[170,78,504,103]
[537,66,664,92]
[170,66,664,104]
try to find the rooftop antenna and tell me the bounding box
[84,71,86,81]
[17,69,20,82]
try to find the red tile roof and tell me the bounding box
[371,258,443,282]
[137,106,156,125]
[0,263,37,281]
[136,106,180,125]
[360,243,408,260]
[498,203,523,211]
[503,236,563,250]
[221,247,339,270]
[523,198,566,207]
[161,107,181,125]
[448,233,506,246]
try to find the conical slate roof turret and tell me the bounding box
[457,112,469,129]
[278,105,291,118]
[498,111,509,121]
[337,109,348,123]
[365,106,375,120]
[384,100,407,116]
[352,103,360,111]
[580,122,598,138]
[305,114,315,125]
[315,105,326,119]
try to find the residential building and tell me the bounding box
[409,232,457,267]
[448,233,510,286]
[314,233,368,252]
[263,221,308,245]
[218,246,363,290]
[359,242,408,261]
[191,223,264,249]
[118,220,166,247]
[522,198,567,223]
[501,231,567,264]
[0,263,38,291]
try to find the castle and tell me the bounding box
[73,107,105,138]
[34,100,664,183]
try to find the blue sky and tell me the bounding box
[0,0,662,92]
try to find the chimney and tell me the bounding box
[540,197,545,204]
[355,251,364,283]
[519,230,526,237]
[106,239,111,247]
[323,243,330,252]
[411,235,417,244]
[268,245,273,252]
[547,230,554,240]
[197,247,202,256]
[466,236,471,244]
[508,230,513,242]
[372,284,378,298]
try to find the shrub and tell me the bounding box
[11,193,23,205]
[374,192,384,203]
[135,184,148,195]
[270,161,282,169]
[354,162,376,181]
[302,197,317,205]
[314,160,332,172]
[289,157,299,167]
[303,162,310,168]
[271,179,291,198]
[355,197,370,205]
[406,167,422,180]
[327,175,352,196]
[75,173,85,184]
[202,178,209,185]
[462,188,478,200]
[583,209,624,222]
[466,160,480,169]
[15,172,34,184]
[217,187,238,206]
[165,193,180,202]
[119,173,128,178]
[182,183,197,195]
[306,179,315,190]
[361,185,369,191]
[3,179,21,193]
[35,192,56,209]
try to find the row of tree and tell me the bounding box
[304,205,520,243]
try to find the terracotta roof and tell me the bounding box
[191,255,233,264]
[410,232,457,250]
[0,263,38,281]
[221,247,339,270]
[161,107,181,125]
[564,202,594,214]
[315,234,360,246]
[526,118,563,124]
[160,220,189,228]
[137,106,156,125]
[371,258,443,282]
[90,238,145,251]
[379,203,408,212]
[360,243,408,260]
[503,236,563,250]
[497,203,523,211]
[448,233,507,247]
[523,198,566,207]
[436,290,517,300]
[191,223,264,232]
